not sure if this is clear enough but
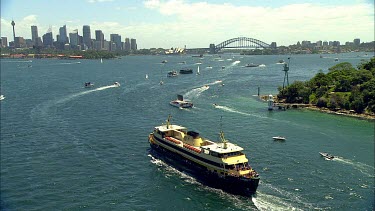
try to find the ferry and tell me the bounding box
[148,116,260,196]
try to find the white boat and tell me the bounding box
[319,152,334,160]
[84,82,94,88]
[145,74,149,79]
[267,94,274,110]
[170,95,193,108]
[196,66,200,75]
[167,70,178,77]
[113,82,121,87]
[0,95,5,101]
[272,136,286,141]
[100,58,103,63]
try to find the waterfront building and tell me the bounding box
[1,37,8,48]
[353,38,360,46]
[83,25,91,49]
[323,41,328,46]
[270,42,277,48]
[31,25,39,46]
[316,40,322,47]
[130,38,137,50]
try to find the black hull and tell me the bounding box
[149,141,259,197]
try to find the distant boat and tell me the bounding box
[196,66,200,75]
[160,80,164,85]
[320,55,323,58]
[161,60,168,64]
[180,69,193,74]
[245,63,260,67]
[267,94,274,110]
[319,152,334,160]
[113,82,121,87]
[167,70,178,77]
[100,58,103,63]
[145,74,149,79]
[206,66,212,69]
[334,58,339,61]
[221,66,225,69]
[84,82,94,88]
[272,136,286,141]
[277,60,285,64]
[170,94,193,108]
[0,95,5,101]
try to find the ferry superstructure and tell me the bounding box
[148,116,260,196]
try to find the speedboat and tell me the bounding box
[272,136,286,141]
[0,95,5,101]
[245,63,260,67]
[319,152,334,160]
[179,69,193,74]
[161,60,168,64]
[114,82,121,87]
[84,82,94,88]
[167,70,178,77]
[170,95,193,108]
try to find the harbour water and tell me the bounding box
[1,53,374,210]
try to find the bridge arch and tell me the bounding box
[215,37,271,51]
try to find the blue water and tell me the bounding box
[1,52,374,210]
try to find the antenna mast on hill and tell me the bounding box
[282,57,290,95]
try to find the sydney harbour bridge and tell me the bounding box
[186,37,276,54]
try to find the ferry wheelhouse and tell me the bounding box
[148,116,260,196]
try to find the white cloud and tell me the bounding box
[87,0,114,3]
[141,0,374,47]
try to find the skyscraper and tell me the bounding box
[1,37,8,48]
[95,30,104,49]
[130,38,137,50]
[83,25,91,49]
[110,34,122,51]
[31,25,39,46]
[42,32,53,47]
[124,38,130,51]
[353,38,360,46]
[69,29,79,47]
[59,25,68,44]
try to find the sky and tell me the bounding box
[0,0,374,49]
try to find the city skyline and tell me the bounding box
[1,0,374,49]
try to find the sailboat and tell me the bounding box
[146,74,149,79]
[100,58,103,63]
[196,66,200,75]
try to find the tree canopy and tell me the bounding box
[277,57,375,114]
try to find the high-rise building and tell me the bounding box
[130,38,137,50]
[110,34,122,51]
[82,25,91,49]
[1,37,8,48]
[59,25,68,44]
[14,37,25,48]
[124,38,130,51]
[69,29,79,47]
[95,30,104,49]
[316,40,322,47]
[323,41,328,46]
[31,25,39,46]
[353,38,360,46]
[42,32,53,47]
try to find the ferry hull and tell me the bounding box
[149,136,259,196]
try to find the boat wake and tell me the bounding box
[183,85,210,99]
[333,157,374,178]
[55,84,119,104]
[232,60,241,65]
[252,183,321,211]
[214,105,268,119]
[206,80,223,86]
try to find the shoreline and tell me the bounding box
[259,95,375,121]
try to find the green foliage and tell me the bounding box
[278,59,375,114]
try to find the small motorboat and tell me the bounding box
[272,136,286,141]
[245,63,260,67]
[0,95,5,101]
[167,70,178,77]
[161,60,168,64]
[114,82,121,87]
[319,152,334,160]
[170,94,193,108]
[84,82,94,88]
